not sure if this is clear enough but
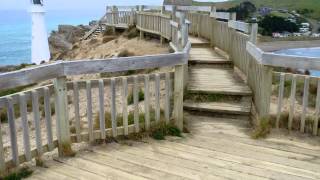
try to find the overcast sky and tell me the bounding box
[1,0,225,10]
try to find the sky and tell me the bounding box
[0,0,226,10]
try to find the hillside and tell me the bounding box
[193,0,320,20]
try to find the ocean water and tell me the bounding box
[274,47,320,76]
[0,10,104,66]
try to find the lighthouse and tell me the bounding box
[30,0,50,64]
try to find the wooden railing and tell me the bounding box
[0,6,191,173]
[247,42,320,135]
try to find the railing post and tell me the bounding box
[139,5,145,40]
[210,6,216,47]
[229,12,237,59]
[179,12,188,88]
[111,6,118,33]
[173,11,187,131]
[161,6,165,14]
[54,76,74,157]
[248,23,273,119]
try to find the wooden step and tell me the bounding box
[189,48,232,65]
[184,101,251,115]
[189,36,210,47]
[188,67,252,96]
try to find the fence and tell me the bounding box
[0,6,191,173]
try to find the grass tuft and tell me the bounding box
[251,117,272,139]
[3,167,33,180]
[127,89,144,105]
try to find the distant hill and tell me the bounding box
[192,0,320,20]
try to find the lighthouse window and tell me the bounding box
[32,0,43,5]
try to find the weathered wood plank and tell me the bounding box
[63,53,187,76]
[314,79,320,135]
[32,90,43,156]
[174,65,184,130]
[86,81,94,142]
[133,76,139,133]
[43,87,54,151]
[73,82,81,142]
[155,74,161,122]
[300,77,310,133]
[7,97,19,166]
[111,78,117,137]
[288,75,297,131]
[165,72,171,123]
[122,77,129,135]
[276,73,285,129]
[98,80,106,139]
[19,93,31,161]
[0,120,5,173]
[144,75,150,130]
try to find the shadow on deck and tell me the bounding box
[29,113,320,180]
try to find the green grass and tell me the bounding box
[127,89,145,105]
[184,92,241,103]
[251,117,272,139]
[194,0,320,20]
[3,167,33,180]
[94,109,182,140]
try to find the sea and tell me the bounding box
[0,10,104,66]
[274,47,320,76]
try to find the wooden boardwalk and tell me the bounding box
[29,113,320,180]
[26,37,320,180]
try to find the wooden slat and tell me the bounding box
[0,120,4,173]
[63,53,187,76]
[288,75,297,131]
[32,90,43,156]
[165,72,171,123]
[133,76,139,133]
[7,97,19,166]
[43,87,54,150]
[276,73,285,128]
[19,93,31,161]
[122,77,129,135]
[174,65,184,130]
[98,80,106,139]
[144,75,150,130]
[155,74,160,123]
[314,79,320,136]
[73,82,81,142]
[111,78,117,137]
[86,81,94,142]
[300,77,310,133]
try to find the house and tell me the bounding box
[258,7,272,16]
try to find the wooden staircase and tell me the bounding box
[184,37,252,120]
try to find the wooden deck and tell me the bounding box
[29,114,320,180]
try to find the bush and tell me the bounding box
[251,117,272,139]
[118,49,135,57]
[123,25,139,39]
[3,167,33,180]
[150,122,182,140]
[127,89,144,105]
[259,15,299,36]
[103,26,114,36]
[102,36,115,43]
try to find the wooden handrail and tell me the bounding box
[247,41,320,70]
[0,52,187,90]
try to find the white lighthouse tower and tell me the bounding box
[30,0,50,64]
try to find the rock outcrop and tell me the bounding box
[49,25,90,60]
